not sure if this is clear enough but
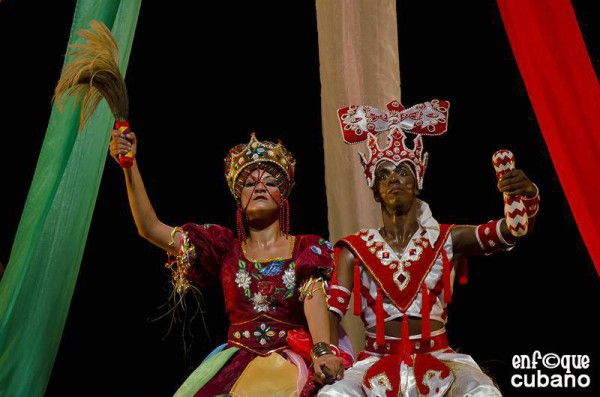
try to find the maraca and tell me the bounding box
[492,149,528,237]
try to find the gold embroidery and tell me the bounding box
[367,373,393,392]
[393,265,411,291]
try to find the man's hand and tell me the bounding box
[498,169,537,198]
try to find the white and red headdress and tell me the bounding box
[338,99,450,189]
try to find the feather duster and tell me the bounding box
[54,20,133,167]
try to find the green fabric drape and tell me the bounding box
[0,1,141,396]
[174,347,240,397]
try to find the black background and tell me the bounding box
[0,1,598,396]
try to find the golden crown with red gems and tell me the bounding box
[225,133,296,203]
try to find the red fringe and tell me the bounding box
[457,257,469,285]
[279,198,290,235]
[401,313,413,365]
[376,288,385,346]
[442,250,452,303]
[353,257,361,316]
[420,283,431,340]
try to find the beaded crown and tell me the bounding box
[225,133,296,202]
[337,99,449,189]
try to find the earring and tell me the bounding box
[279,198,290,235]
[236,207,247,242]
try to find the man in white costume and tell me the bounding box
[320,100,540,396]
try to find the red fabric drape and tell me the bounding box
[497,0,600,276]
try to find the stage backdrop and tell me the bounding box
[316,0,400,356]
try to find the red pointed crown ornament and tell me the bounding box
[338,99,449,189]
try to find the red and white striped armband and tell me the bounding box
[327,284,351,318]
[522,183,540,218]
[476,219,515,255]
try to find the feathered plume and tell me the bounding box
[54,20,128,128]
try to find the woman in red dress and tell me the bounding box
[109,131,346,396]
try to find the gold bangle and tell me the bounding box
[169,226,183,248]
[310,342,333,361]
[307,283,327,300]
[299,277,327,301]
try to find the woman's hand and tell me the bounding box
[109,129,137,164]
[313,353,344,385]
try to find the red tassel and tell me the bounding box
[279,199,284,232]
[236,208,247,242]
[376,288,385,346]
[285,199,290,235]
[442,250,452,303]
[420,283,431,340]
[401,313,413,365]
[279,198,290,235]
[353,257,361,316]
[457,257,469,285]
